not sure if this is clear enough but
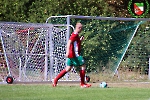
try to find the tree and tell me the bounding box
[0,0,29,22]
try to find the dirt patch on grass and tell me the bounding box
[49,81,150,88]
[4,80,150,88]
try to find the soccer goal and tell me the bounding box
[0,22,80,83]
[46,15,150,80]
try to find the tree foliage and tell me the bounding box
[0,0,150,22]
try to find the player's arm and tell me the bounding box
[65,40,72,57]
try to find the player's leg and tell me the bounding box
[52,58,73,87]
[80,64,91,88]
[77,56,91,88]
[53,66,72,87]
[80,64,86,85]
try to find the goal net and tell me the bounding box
[0,22,79,83]
[47,15,150,80]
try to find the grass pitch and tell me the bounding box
[0,82,150,100]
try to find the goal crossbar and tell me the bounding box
[46,15,150,23]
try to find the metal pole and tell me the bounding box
[66,15,70,42]
[46,15,68,23]
[0,30,12,76]
[114,21,142,75]
[22,29,30,81]
[69,15,150,21]
[44,28,48,81]
[19,57,22,81]
[49,26,54,81]
[47,15,150,21]
[65,15,71,80]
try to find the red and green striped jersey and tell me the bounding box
[68,32,81,58]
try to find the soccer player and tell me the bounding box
[52,23,91,88]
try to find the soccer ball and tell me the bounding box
[100,82,107,88]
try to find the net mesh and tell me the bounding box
[48,16,150,80]
[78,20,142,75]
[0,53,7,82]
[51,27,79,81]
[0,23,51,82]
[0,22,79,82]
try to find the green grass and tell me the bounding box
[0,84,150,100]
